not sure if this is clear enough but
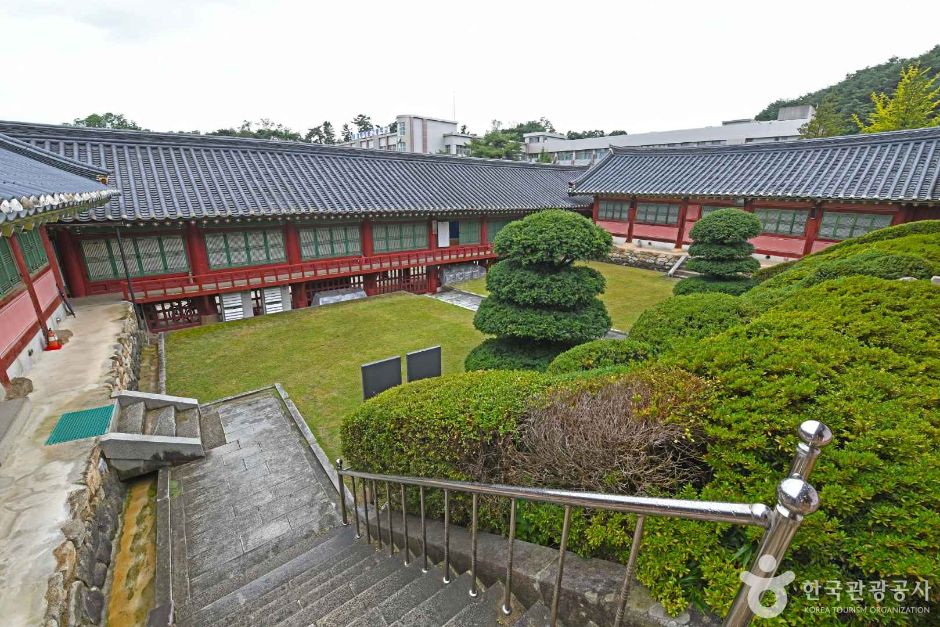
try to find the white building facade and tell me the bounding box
[524,105,815,166]
[338,114,475,155]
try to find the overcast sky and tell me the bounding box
[2,0,939,137]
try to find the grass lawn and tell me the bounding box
[165,293,483,461]
[454,261,675,331]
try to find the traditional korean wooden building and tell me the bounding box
[0,132,117,386]
[0,121,588,332]
[571,127,940,257]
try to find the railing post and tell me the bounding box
[350,475,361,538]
[336,459,348,526]
[724,421,831,627]
[443,489,451,583]
[550,505,572,626]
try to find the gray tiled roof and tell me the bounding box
[0,132,116,227]
[570,127,940,205]
[0,121,589,223]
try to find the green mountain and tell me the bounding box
[756,44,940,132]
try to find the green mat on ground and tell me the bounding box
[45,404,114,445]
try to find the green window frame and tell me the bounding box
[299,224,362,259]
[205,229,286,269]
[598,201,629,221]
[700,205,735,218]
[818,212,893,241]
[372,222,426,253]
[81,235,190,280]
[635,203,680,225]
[458,220,481,245]
[0,238,23,297]
[15,230,48,273]
[486,219,511,243]
[753,209,809,236]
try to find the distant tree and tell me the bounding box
[70,113,143,130]
[566,130,606,140]
[341,123,353,142]
[352,114,373,133]
[388,121,398,133]
[502,118,555,141]
[306,121,337,144]
[322,121,336,144]
[799,94,845,138]
[459,124,468,134]
[469,123,522,160]
[537,149,553,164]
[608,130,627,136]
[210,119,305,142]
[853,64,940,133]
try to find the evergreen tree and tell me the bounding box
[322,121,336,144]
[70,112,143,130]
[341,123,353,142]
[853,64,940,133]
[351,114,373,133]
[799,94,845,138]
[537,149,552,163]
[469,126,522,160]
[466,211,612,371]
[674,208,761,296]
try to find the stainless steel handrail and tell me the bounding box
[336,419,832,627]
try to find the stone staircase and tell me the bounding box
[176,525,552,627]
[99,390,205,479]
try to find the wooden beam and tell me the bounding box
[8,234,50,339]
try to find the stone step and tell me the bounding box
[115,400,145,434]
[393,571,475,627]
[198,403,226,449]
[183,525,357,621]
[317,558,426,627]
[513,600,555,626]
[442,581,506,627]
[271,553,407,626]
[346,561,450,627]
[175,407,201,439]
[145,404,176,437]
[224,539,379,627]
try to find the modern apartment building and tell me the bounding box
[525,105,815,165]
[337,114,475,155]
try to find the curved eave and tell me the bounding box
[569,189,940,206]
[1,190,120,236]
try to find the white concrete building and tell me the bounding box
[524,105,815,165]
[338,114,475,155]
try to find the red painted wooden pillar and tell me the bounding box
[802,205,822,256]
[8,234,49,337]
[673,200,690,250]
[480,216,488,246]
[284,222,302,265]
[892,205,912,225]
[361,218,374,257]
[426,265,439,294]
[626,200,637,243]
[56,229,88,297]
[428,219,437,250]
[592,198,600,222]
[184,222,209,276]
[39,227,65,291]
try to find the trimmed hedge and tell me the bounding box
[465,337,569,372]
[642,277,940,621]
[684,257,760,277]
[493,209,612,265]
[546,338,652,374]
[802,251,938,286]
[485,260,606,309]
[473,296,611,343]
[673,276,754,296]
[629,293,753,353]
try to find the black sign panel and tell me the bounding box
[406,346,442,382]
[361,356,402,400]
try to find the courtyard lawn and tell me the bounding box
[164,293,484,461]
[454,261,675,331]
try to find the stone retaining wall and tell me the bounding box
[441,262,486,285]
[104,306,147,394]
[608,248,681,272]
[45,447,126,627]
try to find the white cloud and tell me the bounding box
[1,0,938,136]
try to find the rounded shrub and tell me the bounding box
[672,276,754,296]
[688,208,762,242]
[802,250,938,286]
[485,260,605,309]
[685,209,761,282]
[473,297,611,343]
[493,209,612,265]
[546,338,652,375]
[629,293,753,352]
[464,338,568,372]
[641,277,940,621]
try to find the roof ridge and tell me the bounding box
[0,131,109,179]
[0,120,585,172]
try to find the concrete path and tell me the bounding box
[0,296,127,626]
[429,288,484,311]
[169,389,341,620]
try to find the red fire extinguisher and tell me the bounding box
[45,328,62,351]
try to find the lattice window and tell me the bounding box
[15,230,48,273]
[818,212,893,241]
[458,220,481,245]
[373,222,425,253]
[635,203,680,225]
[81,235,189,280]
[487,219,510,243]
[0,238,22,297]
[598,201,629,221]
[300,225,362,259]
[205,229,286,269]
[754,209,809,236]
